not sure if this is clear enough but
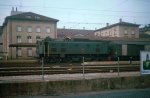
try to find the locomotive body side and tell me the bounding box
[37,38,110,62]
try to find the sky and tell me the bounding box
[0,0,150,30]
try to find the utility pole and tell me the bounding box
[42,57,44,80]
[117,57,120,76]
[82,57,85,78]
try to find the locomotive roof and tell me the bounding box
[43,37,108,42]
[42,37,150,45]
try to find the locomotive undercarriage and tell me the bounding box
[40,54,109,63]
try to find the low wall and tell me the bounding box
[83,61,140,65]
[0,76,150,97]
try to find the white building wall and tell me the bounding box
[94,25,139,38]
[0,34,2,54]
[8,20,57,59]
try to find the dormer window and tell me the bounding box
[27,15,31,18]
[35,16,40,19]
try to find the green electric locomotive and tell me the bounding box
[36,37,110,62]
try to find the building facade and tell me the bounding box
[2,9,58,59]
[94,19,140,38]
[57,28,94,39]
[0,26,2,57]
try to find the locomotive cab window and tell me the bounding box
[61,43,65,47]
[51,48,57,52]
[96,48,100,52]
[96,44,100,47]
[52,43,56,47]
[86,44,90,47]
[61,48,66,53]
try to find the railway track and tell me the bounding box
[0,63,140,76]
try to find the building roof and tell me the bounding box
[139,26,150,38]
[57,28,95,39]
[95,21,140,32]
[2,12,59,29]
[140,25,150,32]
[6,12,59,22]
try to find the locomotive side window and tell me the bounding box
[75,44,79,47]
[61,43,65,47]
[96,44,100,47]
[52,43,56,47]
[51,48,57,52]
[61,48,66,53]
[96,48,100,52]
[86,44,90,47]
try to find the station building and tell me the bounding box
[94,19,140,38]
[0,8,149,60]
[1,8,59,59]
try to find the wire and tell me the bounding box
[0,3,150,14]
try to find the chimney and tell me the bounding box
[83,27,85,30]
[119,18,122,23]
[63,26,65,29]
[106,23,109,27]
[11,7,23,15]
[16,7,17,12]
[12,7,14,12]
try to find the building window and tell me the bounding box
[131,30,135,35]
[27,48,32,57]
[46,27,51,33]
[109,31,111,37]
[27,15,31,18]
[35,16,40,19]
[36,36,40,41]
[94,32,97,36]
[124,29,128,35]
[27,36,32,43]
[16,26,22,32]
[27,26,32,33]
[105,32,107,37]
[16,48,22,57]
[114,31,117,35]
[36,27,41,33]
[17,36,21,43]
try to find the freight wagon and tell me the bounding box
[109,40,145,61]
